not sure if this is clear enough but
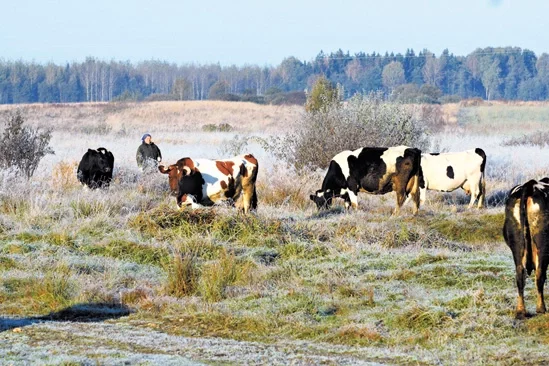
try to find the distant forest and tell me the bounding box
[1,46,549,105]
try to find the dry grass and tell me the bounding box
[51,160,80,190]
[3,100,549,364]
[0,101,303,134]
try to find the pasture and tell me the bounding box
[1,100,549,364]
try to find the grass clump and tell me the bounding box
[164,253,200,298]
[211,215,286,247]
[381,223,422,248]
[131,207,287,246]
[1,263,75,315]
[389,305,453,331]
[70,199,109,218]
[82,239,170,266]
[329,324,383,345]
[1,242,35,254]
[130,206,217,238]
[409,252,448,267]
[279,241,330,260]
[0,193,30,215]
[428,213,504,243]
[198,251,237,303]
[198,251,255,303]
[0,256,18,270]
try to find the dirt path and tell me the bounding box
[0,318,425,365]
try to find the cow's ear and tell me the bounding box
[158,165,171,174]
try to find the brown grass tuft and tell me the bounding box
[51,160,79,189]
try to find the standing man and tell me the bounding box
[136,133,162,172]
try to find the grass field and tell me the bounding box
[1,101,549,365]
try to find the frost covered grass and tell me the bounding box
[2,101,549,364]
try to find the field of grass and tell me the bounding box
[1,101,549,364]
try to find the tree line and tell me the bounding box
[1,46,548,104]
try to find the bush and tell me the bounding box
[305,76,341,113]
[0,111,54,178]
[271,92,431,170]
[202,123,234,132]
[502,131,549,148]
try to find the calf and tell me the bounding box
[310,146,422,214]
[159,154,258,213]
[77,147,114,189]
[503,178,549,319]
[419,148,486,208]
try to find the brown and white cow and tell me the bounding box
[310,146,422,214]
[159,154,258,213]
[503,177,549,319]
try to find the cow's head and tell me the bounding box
[177,172,205,208]
[310,189,334,209]
[158,157,195,195]
[92,148,114,174]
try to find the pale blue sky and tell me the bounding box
[2,0,548,66]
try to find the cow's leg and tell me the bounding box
[477,175,486,209]
[239,178,257,214]
[535,256,547,314]
[515,264,527,319]
[407,175,421,215]
[343,189,359,210]
[345,179,360,210]
[467,183,480,209]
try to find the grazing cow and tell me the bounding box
[310,146,422,214]
[503,178,549,319]
[159,154,258,213]
[418,148,486,208]
[77,147,114,189]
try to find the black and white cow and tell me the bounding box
[418,148,486,208]
[77,147,115,189]
[310,146,422,214]
[503,178,549,319]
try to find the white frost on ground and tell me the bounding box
[0,320,422,365]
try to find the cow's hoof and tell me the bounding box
[515,311,527,320]
[536,307,546,314]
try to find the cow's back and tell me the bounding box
[421,149,484,191]
[503,178,549,317]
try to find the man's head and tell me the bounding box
[142,133,152,144]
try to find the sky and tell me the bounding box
[2,0,549,66]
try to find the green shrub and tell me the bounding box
[305,76,341,113]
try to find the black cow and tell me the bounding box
[77,147,115,189]
[503,177,549,319]
[310,145,422,214]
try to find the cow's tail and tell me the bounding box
[520,180,536,275]
[475,148,487,207]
